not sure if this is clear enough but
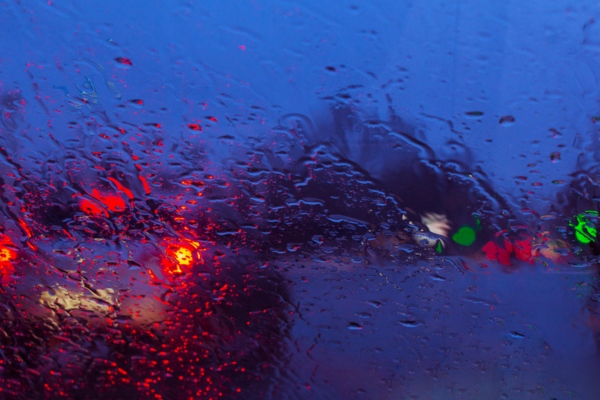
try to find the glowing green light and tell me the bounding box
[435,240,443,253]
[452,226,476,246]
[572,211,598,244]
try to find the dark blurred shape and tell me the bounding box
[288,105,513,254]
[0,243,292,400]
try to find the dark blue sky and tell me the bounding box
[4,0,600,212]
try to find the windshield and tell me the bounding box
[1,1,600,399]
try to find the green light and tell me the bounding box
[435,240,443,253]
[450,215,481,247]
[452,226,476,246]
[572,211,598,244]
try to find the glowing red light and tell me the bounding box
[107,177,134,200]
[513,239,534,263]
[138,175,151,195]
[481,241,511,266]
[187,123,202,131]
[92,189,127,212]
[80,188,128,216]
[80,197,108,217]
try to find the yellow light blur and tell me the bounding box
[173,247,193,266]
[0,248,12,262]
[0,247,14,262]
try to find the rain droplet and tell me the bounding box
[399,320,422,328]
[286,243,302,252]
[499,115,515,126]
[115,57,132,66]
[347,322,363,330]
[367,301,381,308]
[549,128,562,138]
[430,274,446,282]
[465,111,484,118]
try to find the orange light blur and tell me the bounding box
[173,247,193,266]
[162,239,203,275]
[0,247,14,262]
[0,234,17,276]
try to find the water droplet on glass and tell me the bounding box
[399,320,422,328]
[347,322,363,330]
[465,111,484,118]
[499,115,515,126]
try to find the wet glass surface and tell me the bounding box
[1,1,600,399]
